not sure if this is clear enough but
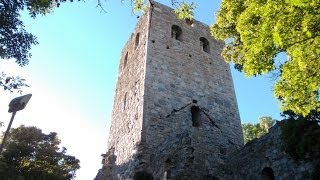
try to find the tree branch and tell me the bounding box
[286,35,320,49]
[96,0,107,13]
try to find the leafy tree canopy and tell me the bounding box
[0,0,75,92]
[211,0,320,116]
[0,125,80,180]
[242,116,275,144]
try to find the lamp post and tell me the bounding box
[0,94,32,153]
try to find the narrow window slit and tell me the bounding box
[123,52,128,68]
[123,93,127,110]
[191,106,200,127]
[135,33,140,49]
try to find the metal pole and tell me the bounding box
[0,111,17,154]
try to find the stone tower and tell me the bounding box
[97,2,243,179]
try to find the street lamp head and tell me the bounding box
[1,94,32,153]
[8,94,32,113]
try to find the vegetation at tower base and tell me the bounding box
[280,110,320,178]
[0,125,80,180]
[242,116,275,144]
[211,0,320,116]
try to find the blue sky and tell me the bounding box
[0,0,281,179]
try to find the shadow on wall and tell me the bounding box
[96,135,221,180]
[96,142,153,180]
[95,102,237,180]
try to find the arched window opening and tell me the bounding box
[171,25,182,41]
[123,52,128,68]
[261,167,275,180]
[191,106,200,127]
[135,33,140,49]
[200,37,210,53]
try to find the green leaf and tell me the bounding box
[212,0,320,115]
[174,2,196,20]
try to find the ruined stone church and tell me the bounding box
[95,2,315,180]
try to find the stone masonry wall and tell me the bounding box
[223,123,315,180]
[96,2,244,179]
[100,9,150,179]
[137,2,243,179]
[144,2,242,145]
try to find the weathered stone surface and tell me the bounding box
[223,122,315,180]
[96,1,243,179]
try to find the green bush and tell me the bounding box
[281,110,320,179]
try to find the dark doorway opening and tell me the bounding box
[261,167,275,180]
